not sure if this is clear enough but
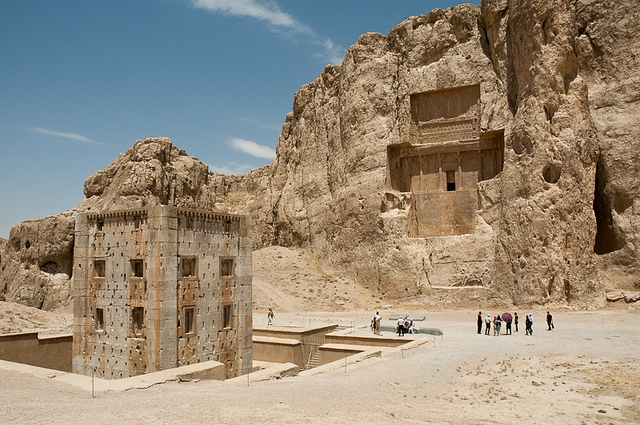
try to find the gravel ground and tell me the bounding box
[1,309,639,424]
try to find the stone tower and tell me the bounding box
[72,205,252,379]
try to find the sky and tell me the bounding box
[0,0,478,238]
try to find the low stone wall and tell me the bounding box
[0,332,72,372]
[319,344,367,365]
[253,325,339,369]
[253,325,430,370]
[0,358,227,392]
[253,324,338,340]
[252,336,302,366]
[324,334,410,348]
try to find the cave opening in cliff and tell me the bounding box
[593,156,625,254]
[39,261,60,274]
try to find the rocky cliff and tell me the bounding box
[0,213,75,310]
[1,0,638,309]
[574,0,640,291]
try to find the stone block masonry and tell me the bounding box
[72,205,252,379]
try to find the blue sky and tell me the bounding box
[0,0,477,238]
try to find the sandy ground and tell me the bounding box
[0,308,638,424]
[0,302,72,336]
[252,246,386,312]
[0,246,639,424]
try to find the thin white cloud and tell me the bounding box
[192,0,344,65]
[30,127,100,144]
[210,161,255,175]
[229,137,276,160]
[240,117,281,132]
[193,0,311,33]
[316,38,345,65]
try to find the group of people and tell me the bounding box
[395,315,416,336]
[369,312,417,336]
[477,311,554,335]
[266,307,553,336]
[478,312,514,335]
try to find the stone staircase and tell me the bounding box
[306,345,320,369]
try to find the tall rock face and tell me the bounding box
[263,5,511,301]
[574,0,640,291]
[480,0,601,306]
[2,0,638,309]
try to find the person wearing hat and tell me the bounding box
[397,315,405,336]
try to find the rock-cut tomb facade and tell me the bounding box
[386,84,504,238]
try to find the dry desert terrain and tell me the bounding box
[0,246,638,424]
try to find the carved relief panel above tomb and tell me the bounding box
[409,85,480,145]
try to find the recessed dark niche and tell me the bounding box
[543,164,561,184]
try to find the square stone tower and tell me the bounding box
[72,206,252,379]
